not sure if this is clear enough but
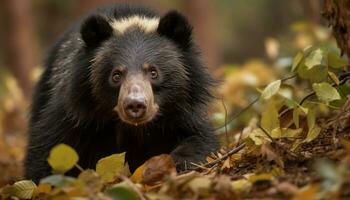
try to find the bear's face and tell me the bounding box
[80,11,193,125]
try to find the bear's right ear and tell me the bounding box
[81,15,113,48]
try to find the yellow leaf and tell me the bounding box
[247,173,273,183]
[48,144,79,174]
[261,80,281,100]
[130,163,145,183]
[307,109,315,131]
[188,177,211,192]
[328,71,340,85]
[231,179,252,193]
[312,82,341,103]
[96,153,127,183]
[10,180,37,199]
[292,52,304,72]
[304,126,321,143]
[261,101,280,132]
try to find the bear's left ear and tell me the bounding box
[157,11,193,49]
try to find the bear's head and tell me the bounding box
[78,11,197,126]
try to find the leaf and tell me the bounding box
[293,107,300,128]
[293,185,319,200]
[305,48,327,70]
[307,109,315,131]
[247,173,273,183]
[297,64,328,83]
[261,80,281,100]
[312,82,341,103]
[96,153,127,183]
[304,126,321,143]
[231,179,252,193]
[47,144,79,174]
[291,52,304,72]
[40,174,76,187]
[187,177,212,193]
[141,154,176,185]
[78,169,103,194]
[36,183,52,195]
[106,181,140,200]
[248,128,271,146]
[8,180,37,199]
[328,71,340,85]
[328,51,347,69]
[130,163,145,183]
[261,101,280,132]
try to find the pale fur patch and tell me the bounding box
[111,15,160,34]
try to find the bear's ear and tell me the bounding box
[81,15,113,48]
[157,11,192,49]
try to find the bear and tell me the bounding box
[24,4,219,183]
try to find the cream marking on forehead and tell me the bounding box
[110,15,160,34]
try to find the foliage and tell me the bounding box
[1,19,350,199]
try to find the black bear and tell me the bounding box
[25,4,219,183]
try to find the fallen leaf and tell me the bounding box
[96,153,128,183]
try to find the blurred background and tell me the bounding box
[0,0,328,184]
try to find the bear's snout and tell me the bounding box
[124,94,147,119]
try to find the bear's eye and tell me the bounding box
[112,70,123,82]
[149,68,158,79]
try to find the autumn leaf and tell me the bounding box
[1,180,37,199]
[47,144,79,174]
[261,79,281,100]
[96,153,128,183]
[141,154,176,185]
[261,100,280,132]
[291,52,304,72]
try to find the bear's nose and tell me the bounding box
[124,97,147,119]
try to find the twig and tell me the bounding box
[221,96,230,146]
[189,142,246,171]
[215,97,259,131]
[257,124,274,142]
[215,74,297,132]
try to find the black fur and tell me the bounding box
[25,4,218,183]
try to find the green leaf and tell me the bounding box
[96,153,127,183]
[47,144,79,174]
[261,101,280,132]
[328,51,347,69]
[297,64,328,83]
[40,174,76,187]
[312,83,341,103]
[105,181,140,200]
[261,80,281,100]
[305,48,327,69]
[292,52,304,72]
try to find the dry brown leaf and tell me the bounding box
[142,154,176,185]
